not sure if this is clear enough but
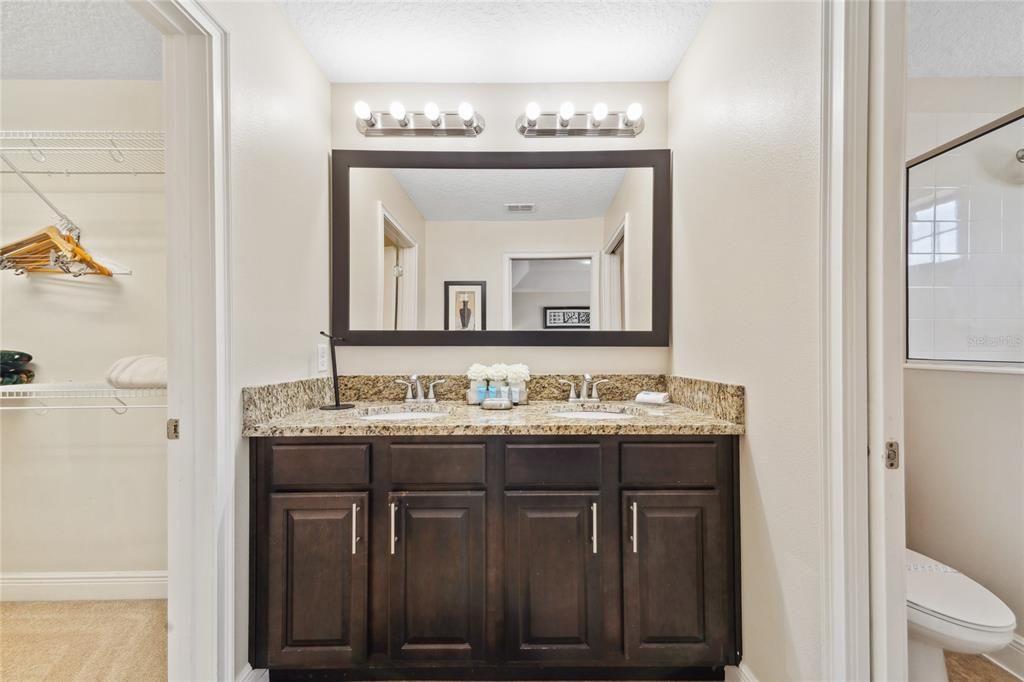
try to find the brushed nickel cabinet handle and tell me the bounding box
[631,501,638,554]
[351,503,360,555]
[591,502,598,555]
[390,501,398,555]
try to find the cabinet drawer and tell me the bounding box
[390,444,486,486]
[271,444,370,489]
[505,443,602,487]
[620,442,718,487]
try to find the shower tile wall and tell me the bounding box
[907,118,1024,363]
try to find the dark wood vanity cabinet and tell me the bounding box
[266,492,368,667]
[250,435,740,680]
[387,491,487,661]
[504,491,603,661]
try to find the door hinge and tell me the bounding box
[885,440,900,469]
[393,265,404,278]
[166,418,180,440]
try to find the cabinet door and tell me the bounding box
[504,492,602,661]
[622,491,728,665]
[388,491,486,661]
[268,492,368,667]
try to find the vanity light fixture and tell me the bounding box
[524,102,541,127]
[515,101,645,137]
[353,101,485,137]
[353,100,375,127]
[558,102,575,127]
[625,102,643,127]
[424,102,442,127]
[389,101,409,127]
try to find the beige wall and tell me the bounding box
[349,168,426,329]
[603,167,653,330]
[905,77,1024,159]
[422,218,604,330]
[0,80,167,575]
[904,369,1024,637]
[667,3,824,680]
[199,2,334,676]
[331,81,671,373]
[904,76,1024,639]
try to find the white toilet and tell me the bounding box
[906,548,1017,682]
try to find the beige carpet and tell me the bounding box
[0,600,166,681]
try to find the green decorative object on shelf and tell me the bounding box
[0,350,32,367]
[0,368,35,385]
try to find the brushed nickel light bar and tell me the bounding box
[354,100,485,137]
[516,101,645,138]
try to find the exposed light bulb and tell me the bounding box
[625,102,643,125]
[389,101,408,125]
[591,102,608,126]
[558,102,575,126]
[424,101,441,124]
[457,101,475,123]
[525,101,541,123]
[353,100,373,123]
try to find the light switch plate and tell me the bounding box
[316,343,329,372]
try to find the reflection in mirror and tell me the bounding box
[348,167,653,331]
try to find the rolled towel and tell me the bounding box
[635,391,670,405]
[106,355,167,389]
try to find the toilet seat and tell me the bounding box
[906,549,1016,648]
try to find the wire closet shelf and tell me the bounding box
[0,131,165,175]
[0,383,167,414]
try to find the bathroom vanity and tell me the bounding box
[247,402,742,680]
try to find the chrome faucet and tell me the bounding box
[396,375,445,403]
[559,374,611,403]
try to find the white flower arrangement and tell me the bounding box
[466,363,489,382]
[505,363,531,384]
[486,363,509,382]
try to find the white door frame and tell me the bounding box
[376,201,418,330]
[601,216,628,331]
[819,1,873,679]
[819,2,910,679]
[867,1,909,679]
[131,2,231,680]
[502,251,601,331]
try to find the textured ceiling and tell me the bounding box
[0,0,162,80]
[387,168,628,221]
[280,0,711,83]
[907,0,1024,78]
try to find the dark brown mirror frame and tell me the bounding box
[331,149,671,346]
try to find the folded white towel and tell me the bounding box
[635,391,670,404]
[106,355,167,389]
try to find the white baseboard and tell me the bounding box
[0,571,167,601]
[236,664,269,682]
[725,662,758,682]
[986,634,1024,681]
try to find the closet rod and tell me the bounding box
[0,152,80,237]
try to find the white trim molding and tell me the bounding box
[987,635,1024,681]
[131,1,233,680]
[819,0,872,679]
[0,571,167,601]
[725,662,760,682]
[235,664,270,682]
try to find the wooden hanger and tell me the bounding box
[0,225,113,277]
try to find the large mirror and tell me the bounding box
[332,150,670,346]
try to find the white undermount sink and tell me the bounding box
[356,405,450,422]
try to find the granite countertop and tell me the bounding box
[244,400,745,438]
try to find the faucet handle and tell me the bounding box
[427,379,446,400]
[557,378,578,401]
[395,378,414,401]
[590,379,611,401]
